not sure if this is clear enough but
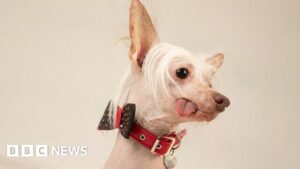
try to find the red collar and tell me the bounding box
[115,106,186,156]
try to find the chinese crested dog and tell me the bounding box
[98,0,230,169]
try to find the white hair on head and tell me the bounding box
[142,43,196,112]
[110,43,214,123]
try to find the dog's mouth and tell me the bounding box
[174,98,220,122]
[175,98,198,116]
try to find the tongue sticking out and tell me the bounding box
[175,99,198,117]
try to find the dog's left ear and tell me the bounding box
[129,0,160,68]
[205,53,224,69]
[205,53,224,78]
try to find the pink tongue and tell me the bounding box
[175,99,198,117]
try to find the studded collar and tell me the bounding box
[98,102,186,156]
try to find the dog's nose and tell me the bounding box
[213,94,230,112]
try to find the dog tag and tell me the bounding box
[119,104,136,138]
[163,149,177,169]
[98,101,114,130]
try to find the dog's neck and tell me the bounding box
[103,132,166,169]
[103,106,179,169]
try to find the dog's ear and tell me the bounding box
[205,53,224,78]
[205,53,224,69]
[129,0,160,68]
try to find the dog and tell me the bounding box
[98,0,230,169]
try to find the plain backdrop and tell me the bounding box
[0,0,299,169]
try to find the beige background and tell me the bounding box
[0,0,299,169]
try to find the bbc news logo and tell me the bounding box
[7,145,88,157]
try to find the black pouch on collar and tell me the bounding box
[98,101,114,130]
[119,104,135,138]
[98,101,136,139]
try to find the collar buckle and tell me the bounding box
[150,136,176,156]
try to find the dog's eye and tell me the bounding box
[176,68,189,79]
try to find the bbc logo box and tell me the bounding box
[7,145,48,157]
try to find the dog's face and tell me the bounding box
[128,0,230,125]
[167,51,230,122]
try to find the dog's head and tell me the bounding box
[99,0,230,132]
[128,0,230,125]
